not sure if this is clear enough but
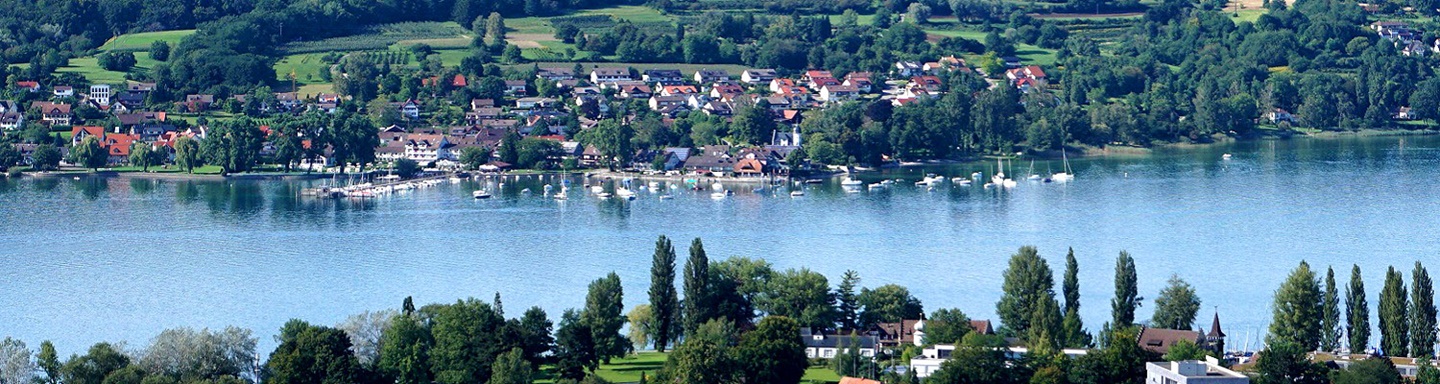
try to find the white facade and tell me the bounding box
[90,84,113,105]
[1145,360,1248,384]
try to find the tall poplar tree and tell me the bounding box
[1321,267,1342,352]
[1414,262,1437,358]
[648,235,679,352]
[1269,261,1322,351]
[1379,267,1410,357]
[1061,248,1091,348]
[1111,251,1140,327]
[1348,265,1372,353]
[683,238,711,334]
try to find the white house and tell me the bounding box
[800,328,877,359]
[53,86,74,98]
[742,69,777,84]
[819,84,860,103]
[694,69,730,84]
[89,84,113,105]
[0,101,22,130]
[894,61,922,77]
[1145,359,1248,384]
[589,67,632,85]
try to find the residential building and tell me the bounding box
[910,76,943,93]
[770,78,798,94]
[183,94,215,112]
[839,377,881,384]
[694,69,730,84]
[1137,327,1203,355]
[642,69,685,84]
[504,80,528,95]
[820,84,860,102]
[710,83,745,100]
[1144,359,1248,384]
[400,100,421,119]
[617,83,653,99]
[742,69,777,84]
[800,327,877,359]
[89,84,113,105]
[660,85,698,96]
[0,101,21,130]
[16,81,40,92]
[53,86,74,98]
[1267,108,1296,124]
[515,97,556,109]
[648,95,686,111]
[537,67,577,81]
[894,61,923,77]
[32,102,71,126]
[471,98,496,110]
[590,67,633,85]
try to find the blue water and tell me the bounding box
[2,135,1438,355]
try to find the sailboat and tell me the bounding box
[1051,149,1074,182]
[1026,160,1041,180]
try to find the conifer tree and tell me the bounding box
[682,238,711,334]
[1061,249,1091,348]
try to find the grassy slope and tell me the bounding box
[58,52,160,84]
[535,352,843,384]
[100,30,196,52]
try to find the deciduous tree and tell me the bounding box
[1270,261,1323,351]
[1380,267,1410,357]
[1412,262,1436,358]
[648,236,679,352]
[1151,275,1201,330]
[997,246,1054,337]
[1111,251,1140,327]
[1348,265,1372,353]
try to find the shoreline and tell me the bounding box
[22,170,337,181]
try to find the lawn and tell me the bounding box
[57,52,160,84]
[535,352,844,384]
[926,29,1059,66]
[274,53,333,88]
[1230,8,1267,23]
[100,29,196,52]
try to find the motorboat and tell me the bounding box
[659,194,674,200]
[472,190,492,199]
[790,190,805,197]
[597,192,612,199]
[1222,153,1233,160]
[711,191,728,199]
[711,182,724,191]
[868,183,885,189]
[840,176,864,186]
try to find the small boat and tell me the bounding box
[472,191,492,199]
[805,179,823,184]
[840,177,864,186]
[1026,160,1041,180]
[711,182,723,191]
[984,182,995,189]
[711,191,727,199]
[1222,153,1233,160]
[616,188,636,200]
[971,171,983,180]
[1003,179,1017,188]
[882,179,895,185]
[659,194,674,200]
[590,185,604,193]
[521,188,531,194]
[1051,149,1074,182]
[957,178,972,186]
[790,190,805,197]
[597,192,612,199]
[868,183,885,189]
[449,176,462,183]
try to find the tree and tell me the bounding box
[658,319,736,384]
[554,309,597,380]
[378,313,432,384]
[487,348,532,384]
[394,158,419,178]
[30,144,60,171]
[1413,262,1437,358]
[72,136,108,171]
[266,320,361,384]
[498,129,521,164]
[584,272,628,363]
[1254,341,1328,384]
[336,310,395,367]
[485,13,507,46]
[37,341,59,384]
[1379,267,1410,357]
[1061,248,1092,348]
[858,284,924,327]
[150,41,171,62]
[735,316,808,384]
[923,308,974,345]
[0,338,34,384]
[1111,251,1140,327]
[173,137,201,173]
[517,307,553,367]
[683,238,712,334]
[1270,261,1323,351]
[997,246,1054,337]
[98,52,137,71]
[1349,265,1372,353]
[60,344,130,384]
[459,146,492,170]
[835,270,861,331]
[729,101,776,146]
[1322,267,1343,352]
[1028,294,1063,354]
[0,144,21,171]
[1163,340,1209,361]
[648,235,680,352]
[135,326,257,381]
[905,3,932,23]
[759,268,835,328]
[127,143,155,171]
[627,305,654,351]
[430,299,507,384]
[1151,275,1201,330]
[576,119,633,170]
[926,333,1018,384]
[1331,357,1402,384]
[202,118,265,174]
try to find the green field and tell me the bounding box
[281,22,468,54]
[57,52,161,84]
[535,352,844,384]
[1230,8,1267,23]
[926,29,1059,66]
[274,53,333,87]
[101,30,196,52]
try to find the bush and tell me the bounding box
[98,51,137,71]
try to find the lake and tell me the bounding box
[3,134,1439,356]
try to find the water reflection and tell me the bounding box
[129,178,158,195]
[75,177,107,200]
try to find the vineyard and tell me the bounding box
[280,22,467,54]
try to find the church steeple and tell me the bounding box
[1207,312,1225,338]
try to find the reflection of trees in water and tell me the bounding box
[129,178,158,195]
[596,196,631,223]
[0,177,16,194]
[176,181,201,204]
[32,178,58,192]
[75,177,107,200]
[201,181,264,219]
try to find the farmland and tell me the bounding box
[57,52,161,84]
[99,30,196,52]
[279,22,468,54]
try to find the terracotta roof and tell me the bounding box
[839,377,882,384]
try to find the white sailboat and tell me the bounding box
[840,176,864,186]
[1026,160,1041,180]
[1050,150,1074,182]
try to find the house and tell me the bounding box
[400,100,421,119]
[910,76,943,93]
[1267,108,1296,124]
[1395,106,1416,120]
[114,91,146,110]
[709,83,745,100]
[0,101,22,130]
[514,97,556,109]
[32,102,71,126]
[875,319,923,347]
[1136,327,1203,355]
[89,84,113,105]
[451,74,468,88]
[504,80,528,95]
[843,72,874,93]
[1001,56,1023,68]
[770,78,797,94]
[471,98,496,110]
[838,377,881,384]
[702,101,733,116]
[800,327,877,359]
[16,81,40,92]
[742,69,777,84]
[70,125,108,147]
[922,61,947,73]
[537,67,577,81]
[53,86,74,98]
[276,92,301,110]
[970,320,995,335]
[660,85,698,96]
[617,83,653,99]
[808,77,841,92]
[642,69,685,84]
[589,67,633,84]
[101,133,140,165]
[648,95,686,111]
[683,145,736,174]
[694,69,730,84]
[127,82,157,92]
[819,85,860,103]
[803,70,834,84]
[1145,359,1248,384]
[183,94,215,112]
[894,61,923,77]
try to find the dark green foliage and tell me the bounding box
[554,309,597,381]
[150,41,171,62]
[1321,267,1342,352]
[858,284,923,328]
[758,268,834,328]
[997,246,1054,337]
[1379,267,1409,357]
[648,236,680,352]
[927,333,1023,384]
[377,314,431,384]
[1270,261,1323,351]
[657,319,737,384]
[735,316,808,384]
[682,238,711,334]
[1255,341,1328,384]
[922,308,973,345]
[61,343,131,384]
[1111,251,1140,327]
[1412,262,1436,358]
[835,270,861,331]
[1151,275,1201,330]
[583,272,628,364]
[97,51,137,71]
[266,320,361,384]
[1330,357,1402,384]
[429,299,508,384]
[1061,249,1092,348]
[1348,265,1372,353]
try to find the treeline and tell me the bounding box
[0,0,255,65]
